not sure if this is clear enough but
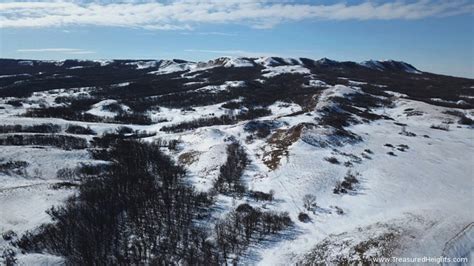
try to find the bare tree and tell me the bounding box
[302,194,317,213]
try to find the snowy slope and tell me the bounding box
[0,57,472,265]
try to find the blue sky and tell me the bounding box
[1,0,473,78]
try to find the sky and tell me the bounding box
[0,0,473,78]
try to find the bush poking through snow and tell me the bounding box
[50,181,77,190]
[397,144,409,152]
[399,126,416,137]
[458,115,474,125]
[344,161,353,167]
[298,212,311,223]
[0,160,28,176]
[430,124,450,131]
[333,206,344,215]
[6,99,22,107]
[56,167,78,180]
[325,156,340,165]
[333,171,360,194]
[248,190,274,202]
[65,124,96,135]
[364,149,373,154]
[398,144,409,149]
[303,194,317,212]
[2,230,17,241]
[1,249,17,266]
[444,110,474,125]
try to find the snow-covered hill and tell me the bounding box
[0,57,472,265]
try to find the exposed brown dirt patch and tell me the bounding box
[263,123,315,170]
[178,150,201,165]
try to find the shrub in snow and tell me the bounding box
[399,126,416,137]
[324,157,340,164]
[65,124,96,135]
[458,115,474,125]
[397,144,409,152]
[236,203,254,213]
[303,194,317,212]
[430,124,450,131]
[56,168,78,180]
[6,99,22,107]
[0,160,28,175]
[364,149,373,154]
[298,212,311,223]
[1,248,17,265]
[333,171,360,194]
[333,206,344,215]
[248,190,274,202]
[2,230,17,241]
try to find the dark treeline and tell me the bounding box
[0,123,61,134]
[89,133,178,161]
[21,96,153,125]
[24,107,153,125]
[18,139,219,265]
[161,108,271,133]
[0,134,88,150]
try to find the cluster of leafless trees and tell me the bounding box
[215,204,292,263]
[17,139,217,265]
[214,142,249,196]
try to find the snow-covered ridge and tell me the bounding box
[360,59,421,74]
[6,57,423,75]
[149,56,422,75]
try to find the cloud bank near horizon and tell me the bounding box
[1,0,472,30]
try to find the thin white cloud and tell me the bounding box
[0,1,472,30]
[180,31,238,36]
[17,48,96,54]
